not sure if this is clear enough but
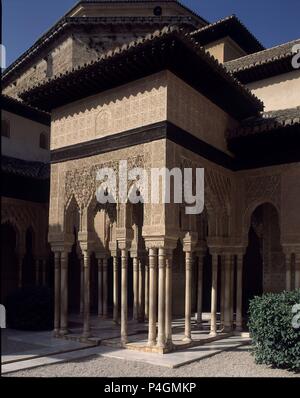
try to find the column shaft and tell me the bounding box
[138,259,145,322]
[103,258,108,318]
[196,256,204,327]
[60,252,68,335]
[157,248,166,348]
[54,252,61,336]
[144,260,149,320]
[165,253,173,346]
[83,251,90,338]
[121,249,128,345]
[210,254,218,335]
[97,259,103,316]
[184,251,192,342]
[236,254,243,331]
[230,257,235,326]
[148,248,157,346]
[224,254,232,332]
[221,263,226,326]
[133,257,139,320]
[113,255,119,323]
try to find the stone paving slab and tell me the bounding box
[99,336,251,368]
[2,346,102,374]
[1,329,92,364]
[2,335,251,374]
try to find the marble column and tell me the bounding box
[121,249,128,345]
[196,255,204,328]
[165,251,173,346]
[82,250,91,338]
[133,256,139,321]
[103,258,108,318]
[157,248,166,348]
[138,259,145,323]
[60,251,69,335]
[220,263,226,327]
[236,254,243,331]
[285,253,292,291]
[113,255,119,323]
[184,251,192,342]
[79,257,83,314]
[148,248,157,346]
[224,254,232,332]
[42,259,47,286]
[295,253,300,290]
[35,259,40,286]
[54,252,61,336]
[97,258,103,316]
[230,256,235,326]
[144,258,149,320]
[210,254,218,335]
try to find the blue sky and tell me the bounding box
[3,0,300,67]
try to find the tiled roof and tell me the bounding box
[20,26,263,120]
[225,39,300,72]
[227,106,300,139]
[2,1,206,86]
[1,156,50,180]
[190,15,264,54]
[224,38,300,83]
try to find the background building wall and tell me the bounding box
[2,110,50,162]
[246,70,300,111]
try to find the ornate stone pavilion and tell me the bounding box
[2,1,300,353]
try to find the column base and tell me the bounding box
[165,340,174,351]
[209,331,217,337]
[147,339,156,347]
[223,325,233,333]
[59,328,69,336]
[156,337,166,349]
[53,329,60,337]
[82,329,91,337]
[183,336,192,343]
[235,325,243,332]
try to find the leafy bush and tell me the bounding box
[4,287,54,331]
[248,289,300,372]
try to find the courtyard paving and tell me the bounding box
[3,345,299,378]
[1,316,298,377]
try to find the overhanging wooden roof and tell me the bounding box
[20,26,263,120]
[190,15,264,55]
[227,107,300,165]
[1,95,51,126]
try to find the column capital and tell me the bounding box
[144,236,177,251]
[183,232,198,253]
[282,243,300,256]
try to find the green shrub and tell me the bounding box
[4,287,54,331]
[248,289,300,372]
